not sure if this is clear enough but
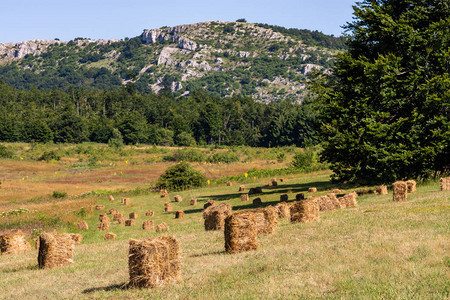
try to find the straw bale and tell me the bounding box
[375,185,388,195]
[128,235,180,288]
[290,198,320,223]
[155,223,169,232]
[109,208,118,215]
[174,195,183,202]
[77,221,89,230]
[175,211,184,219]
[129,212,139,219]
[203,203,232,231]
[441,177,450,191]
[241,194,249,201]
[190,199,197,206]
[108,195,114,201]
[143,220,154,230]
[308,187,317,192]
[0,230,31,255]
[280,194,288,201]
[125,220,136,226]
[393,181,407,201]
[98,220,110,231]
[248,206,279,235]
[275,202,290,219]
[99,214,109,222]
[227,182,233,186]
[104,232,117,240]
[38,232,75,269]
[203,200,215,209]
[69,233,83,244]
[95,205,105,210]
[272,180,278,187]
[264,182,270,186]
[295,193,304,201]
[239,185,245,192]
[164,202,172,212]
[117,215,126,224]
[271,178,277,183]
[123,198,131,205]
[248,187,263,195]
[338,193,358,208]
[253,198,262,206]
[331,189,345,194]
[327,193,342,209]
[406,180,417,193]
[224,211,258,254]
[280,178,288,182]
[113,213,124,222]
[160,189,169,198]
[145,210,154,217]
[317,194,336,211]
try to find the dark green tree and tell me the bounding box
[312,0,449,184]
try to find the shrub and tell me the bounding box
[162,148,206,162]
[157,162,206,191]
[291,148,317,170]
[0,144,14,158]
[52,191,67,198]
[108,128,124,149]
[175,132,196,147]
[207,151,239,164]
[38,150,61,162]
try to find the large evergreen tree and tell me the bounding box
[313,0,449,184]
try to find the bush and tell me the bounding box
[52,191,67,198]
[291,148,317,170]
[175,132,196,147]
[38,150,61,162]
[157,162,206,191]
[0,144,14,158]
[207,151,240,164]
[162,148,206,162]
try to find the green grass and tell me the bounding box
[0,172,449,299]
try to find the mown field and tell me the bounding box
[0,144,449,299]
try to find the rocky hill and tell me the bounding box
[0,21,343,103]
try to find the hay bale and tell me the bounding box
[98,214,110,230]
[145,210,154,217]
[203,203,232,231]
[227,182,233,186]
[275,202,290,219]
[129,212,139,219]
[117,215,126,224]
[317,195,336,211]
[441,177,450,191]
[239,185,245,192]
[203,200,215,209]
[241,194,249,201]
[104,232,117,240]
[280,178,287,182]
[331,189,345,194]
[264,182,270,186]
[175,211,184,219]
[155,223,169,232]
[99,214,109,222]
[224,211,258,254]
[272,180,278,187]
[280,194,288,202]
[164,202,172,212]
[190,199,197,206]
[122,198,131,205]
[95,205,105,210]
[160,189,169,198]
[0,230,31,255]
[108,195,114,201]
[69,233,83,244]
[113,213,124,222]
[406,180,417,193]
[128,235,180,288]
[375,185,388,195]
[248,187,263,195]
[142,220,154,230]
[125,220,136,226]
[108,208,118,215]
[77,221,89,230]
[338,193,358,208]
[327,193,343,209]
[248,206,279,235]
[253,198,262,206]
[308,187,317,193]
[174,195,183,202]
[393,181,407,201]
[38,232,75,269]
[290,198,319,223]
[296,193,305,200]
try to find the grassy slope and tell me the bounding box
[0,172,449,299]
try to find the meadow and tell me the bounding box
[0,143,449,299]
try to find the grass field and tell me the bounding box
[0,165,449,299]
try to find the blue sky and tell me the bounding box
[0,0,356,43]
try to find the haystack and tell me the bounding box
[145,210,154,217]
[327,193,342,209]
[248,206,279,235]
[241,194,249,201]
[117,216,126,224]
[113,213,124,222]
[308,187,317,193]
[290,198,319,223]
[248,187,263,195]
[338,193,358,208]
[129,212,138,219]
[128,235,180,288]
[203,203,232,231]
[109,208,118,215]
[296,193,305,200]
[317,194,341,211]
[275,202,290,219]
[98,214,110,230]
[0,230,31,255]
[441,177,450,191]
[155,223,169,232]
[393,181,407,201]
[95,205,105,210]
[69,233,83,244]
[331,189,345,194]
[38,232,75,269]
[227,182,233,186]
[142,220,154,230]
[122,198,131,205]
[160,189,169,198]
[77,221,89,230]
[280,194,288,201]
[125,219,136,226]
[272,180,278,187]
[406,180,417,193]
[174,195,183,202]
[104,232,117,240]
[99,214,109,222]
[224,211,258,254]
[203,200,215,209]
[239,185,245,192]
[164,202,172,212]
[253,198,262,206]
[190,199,197,206]
[175,211,184,219]
[375,185,388,195]
[108,195,114,201]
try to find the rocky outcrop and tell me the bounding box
[302,64,321,75]
[0,40,62,59]
[142,27,197,51]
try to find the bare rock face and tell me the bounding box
[142,27,197,51]
[302,64,321,75]
[177,37,197,51]
[0,40,62,59]
[157,47,179,66]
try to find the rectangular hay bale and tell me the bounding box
[406,180,416,193]
[224,211,258,254]
[290,198,319,223]
[441,177,450,191]
[143,220,154,230]
[38,232,75,269]
[393,181,408,201]
[0,230,31,255]
[203,203,232,231]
